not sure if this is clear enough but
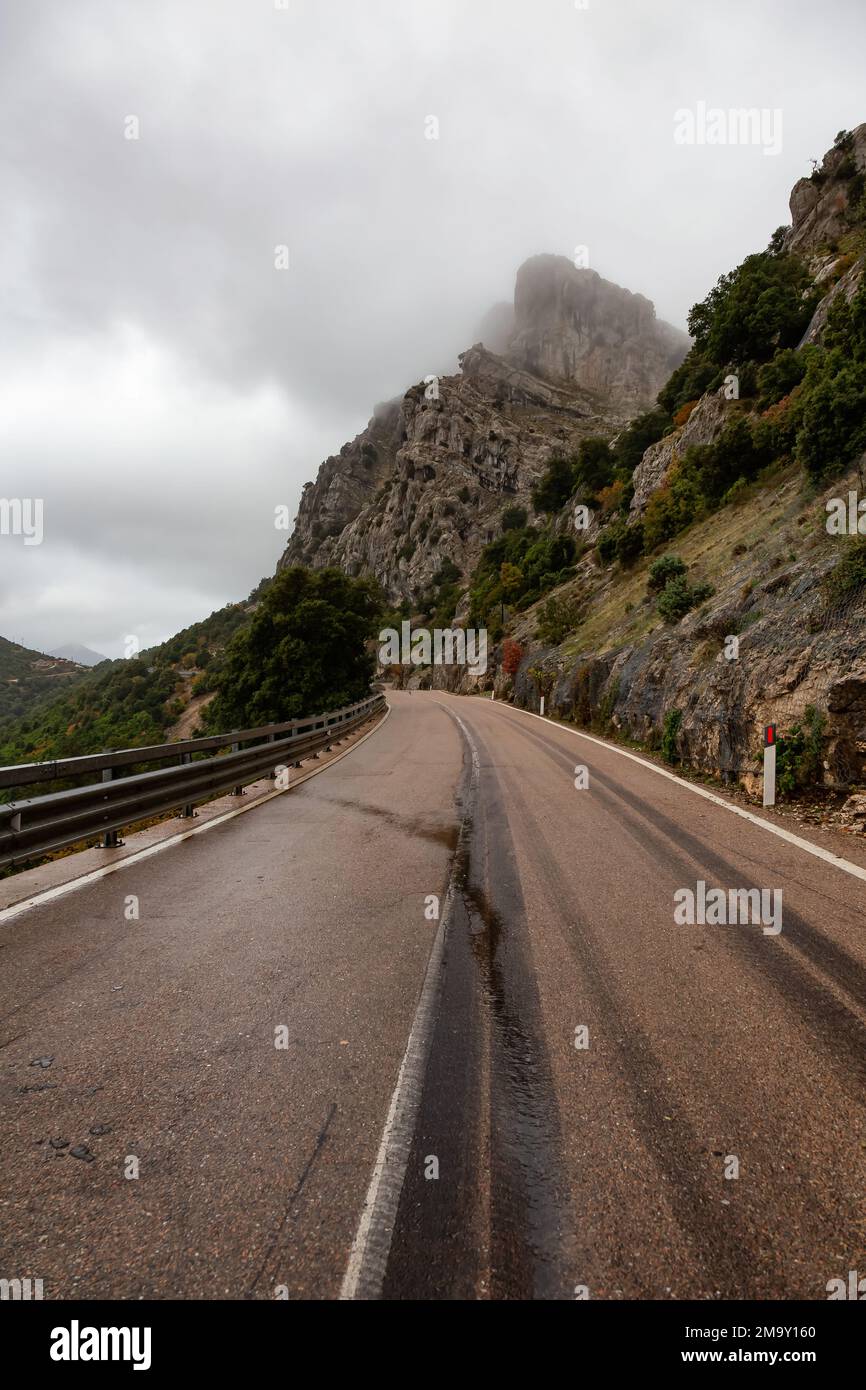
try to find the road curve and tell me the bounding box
[2,690,866,1300]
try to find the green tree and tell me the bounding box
[501,505,528,532]
[499,562,524,605]
[656,574,714,623]
[536,594,582,645]
[206,567,384,729]
[687,250,817,367]
[574,437,616,495]
[613,407,670,473]
[531,455,576,513]
[795,354,866,481]
[647,554,687,593]
[755,347,806,409]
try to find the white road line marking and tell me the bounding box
[474,698,866,888]
[0,708,391,927]
[339,711,479,1300]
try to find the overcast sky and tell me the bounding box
[1,0,864,658]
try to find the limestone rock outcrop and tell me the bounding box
[786,123,866,259]
[507,255,689,413]
[279,257,689,603]
[629,390,731,515]
[280,343,614,604]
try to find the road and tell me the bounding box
[2,690,866,1300]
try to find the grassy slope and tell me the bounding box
[511,462,836,662]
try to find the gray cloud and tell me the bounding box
[2,0,865,655]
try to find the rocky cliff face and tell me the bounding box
[629,390,731,515]
[786,123,866,260]
[279,257,689,601]
[788,123,866,344]
[508,255,688,413]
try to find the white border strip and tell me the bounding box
[488,700,866,887]
[0,707,391,926]
[339,711,479,1300]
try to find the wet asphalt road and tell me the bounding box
[2,690,866,1300]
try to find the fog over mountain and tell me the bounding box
[2,0,865,656]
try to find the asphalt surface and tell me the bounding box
[2,690,866,1300]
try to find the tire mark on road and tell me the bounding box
[247,1101,337,1297]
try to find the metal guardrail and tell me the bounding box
[0,693,386,869]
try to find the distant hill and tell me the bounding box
[50,643,107,667]
[0,636,89,723]
[0,579,272,773]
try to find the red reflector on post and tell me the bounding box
[764,724,776,747]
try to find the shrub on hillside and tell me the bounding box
[501,638,524,677]
[756,348,807,410]
[661,709,683,764]
[775,706,827,795]
[673,399,699,428]
[656,574,714,623]
[536,594,582,645]
[641,467,703,551]
[822,537,866,612]
[501,505,528,532]
[647,554,687,593]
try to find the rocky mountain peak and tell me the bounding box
[278,254,688,603]
[505,254,689,412]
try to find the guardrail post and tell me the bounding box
[100,766,124,848]
[232,741,245,796]
[180,752,196,818]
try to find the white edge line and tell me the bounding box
[0,706,391,926]
[480,698,866,887]
[339,712,479,1300]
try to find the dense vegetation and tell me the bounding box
[659,246,818,417]
[531,436,629,515]
[536,593,583,645]
[468,526,578,637]
[203,567,384,730]
[416,559,463,628]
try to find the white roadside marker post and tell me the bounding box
[540,695,545,717]
[763,724,777,808]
